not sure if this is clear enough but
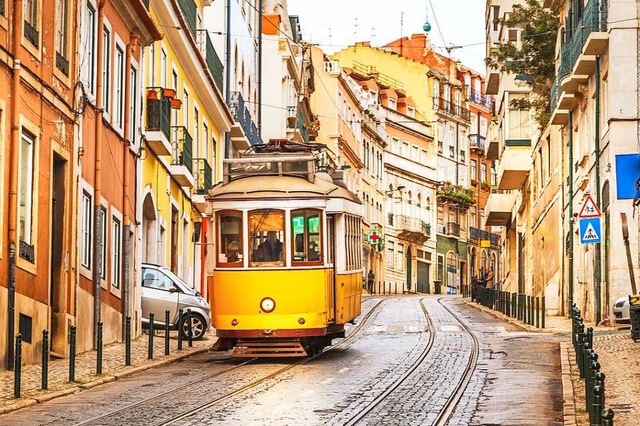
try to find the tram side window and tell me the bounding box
[345,214,361,270]
[291,209,322,264]
[249,209,285,266]
[218,211,243,266]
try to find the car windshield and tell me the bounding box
[158,267,198,296]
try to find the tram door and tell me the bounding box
[327,215,336,322]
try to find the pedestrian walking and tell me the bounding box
[367,269,375,294]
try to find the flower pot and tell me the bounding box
[163,88,177,98]
[287,116,297,128]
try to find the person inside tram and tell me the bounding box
[255,231,283,262]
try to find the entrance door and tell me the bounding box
[417,261,430,293]
[50,154,66,353]
[406,247,412,292]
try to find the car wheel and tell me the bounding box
[181,314,207,340]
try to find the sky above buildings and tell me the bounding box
[287,0,487,74]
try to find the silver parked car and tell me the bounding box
[613,295,630,323]
[141,263,211,340]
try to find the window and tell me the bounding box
[387,241,395,269]
[449,145,455,159]
[249,209,285,266]
[397,244,404,272]
[142,268,174,291]
[218,211,243,266]
[182,90,189,126]
[388,98,396,111]
[18,130,36,263]
[85,3,97,94]
[114,44,125,129]
[99,207,107,280]
[55,0,69,75]
[291,209,322,264]
[432,81,440,109]
[112,217,121,288]
[149,43,155,87]
[161,48,167,88]
[129,66,137,143]
[102,25,111,114]
[471,160,477,180]
[437,255,444,281]
[481,163,487,183]
[23,0,40,48]
[345,214,361,271]
[81,191,93,269]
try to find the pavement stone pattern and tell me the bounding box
[467,300,639,426]
[0,330,214,415]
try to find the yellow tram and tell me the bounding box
[206,140,363,357]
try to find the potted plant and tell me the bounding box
[287,116,297,128]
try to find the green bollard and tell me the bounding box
[14,334,22,398]
[97,322,103,375]
[148,312,154,360]
[536,297,540,328]
[542,296,546,329]
[177,308,184,350]
[576,324,584,376]
[69,325,76,382]
[125,316,131,366]
[602,407,614,426]
[187,309,193,348]
[592,385,603,426]
[165,310,170,356]
[595,372,606,421]
[42,330,49,390]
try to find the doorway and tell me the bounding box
[406,247,412,292]
[417,260,430,293]
[50,153,66,353]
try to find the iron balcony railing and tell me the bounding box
[490,233,500,246]
[24,20,39,48]
[470,227,500,246]
[194,158,212,194]
[0,0,6,16]
[468,88,495,112]
[177,0,197,38]
[204,32,224,91]
[171,126,193,175]
[56,52,69,76]
[469,134,486,151]
[146,95,172,140]
[229,91,262,146]
[446,222,461,237]
[434,97,470,121]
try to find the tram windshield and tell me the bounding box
[291,209,322,264]
[249,209,285,266]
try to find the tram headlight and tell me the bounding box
[260,297,276,313]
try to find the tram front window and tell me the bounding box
[250,209,285,266]
[218,211,243,266]
[292,209,322,264]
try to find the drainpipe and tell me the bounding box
[7,0,23,370]
[224,0,231,158]
[257,0,262,137]
[568,113,574,314]
[92,1,106,348]
[594,56,602,324]
[122,35,138,336]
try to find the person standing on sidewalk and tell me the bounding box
[367,269,375,294]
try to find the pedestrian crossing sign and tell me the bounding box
[579,217,601,244]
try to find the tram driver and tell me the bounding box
[255,231,283,262]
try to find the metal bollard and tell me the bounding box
[125,316,131,366]
[187,309,193,348]
[542,296,546,329]
[536,297,540,328]
[602,407,614,426]
[592,385,603,426]
[69,325,76,382]
[165,310,170,356]
[148,312,155,359]
[42,330,49,390]
[14,334,22,398]
[177,308,184,350]
[594,371,606,424]
[97,322,103,375]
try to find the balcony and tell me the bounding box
[446,222,461,238]
[192,158,212,210]
[484,191,517,226]
[497,140,532,190]
[468,89,494,112]
[145,91,172,156]
[469,227,500,247]
[170,126,195,188]
[486,68,500,95]
[177,0,197,38]
[436,184,475,210]
[469,134,486,153]
[434,97,470,121]
[228,91,262,148]
[24,20,39,48]
[396,215,431,244]
[203,32,224,91]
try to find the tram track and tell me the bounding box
[344,296,479,426]
[74,298,386,426]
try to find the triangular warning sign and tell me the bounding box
[583,222,599,240]
[578,194,601,218]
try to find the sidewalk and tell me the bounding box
[466,299,639,426]
[0,331,215,415]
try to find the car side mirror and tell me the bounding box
[169,287,178,293]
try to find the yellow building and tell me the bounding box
[142,0,232,299]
